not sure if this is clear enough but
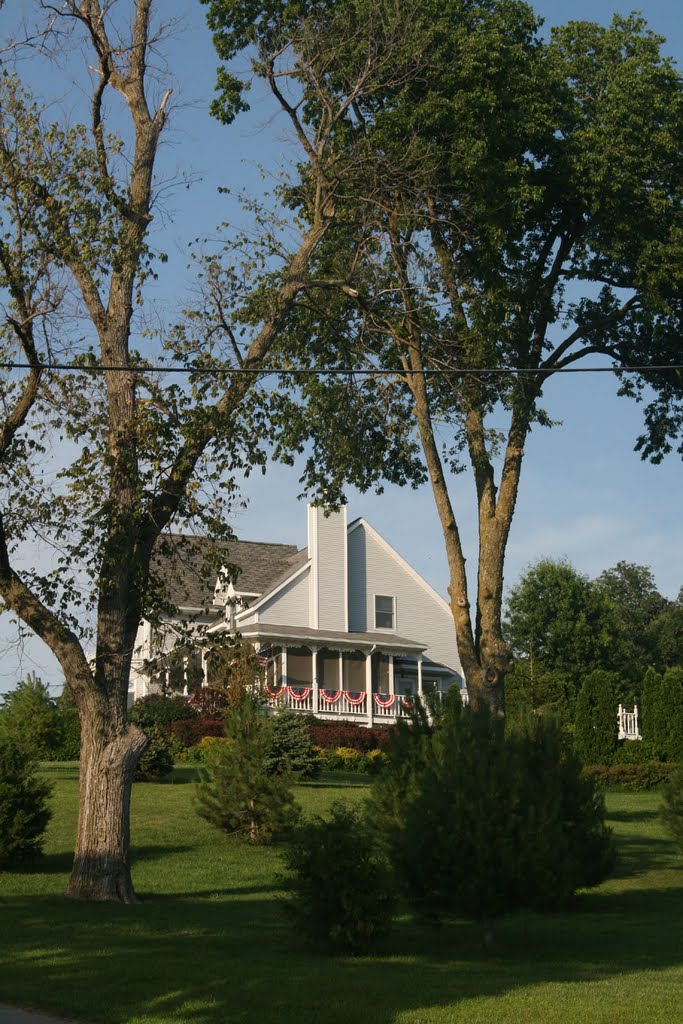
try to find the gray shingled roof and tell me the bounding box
[151,534,301,611]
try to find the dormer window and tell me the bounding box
[375,594,395,631]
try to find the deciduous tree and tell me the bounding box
[0,0,375,902]
[203,0,683,714]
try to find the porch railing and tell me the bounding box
[261,684,416,720]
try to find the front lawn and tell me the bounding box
[0,766,682,1024]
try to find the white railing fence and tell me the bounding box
[618,704,642,741]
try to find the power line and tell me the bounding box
[0,362,681,376]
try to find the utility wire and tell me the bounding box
[0,362,681,376]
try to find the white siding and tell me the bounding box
[347,523,461,674]
[250,566,310,627]
[310,506,347,631]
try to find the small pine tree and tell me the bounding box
[195,701,299,843]
[282,802,396,953]
[574,670,619,765]
[265,710,320,779]
[376,701,614,947]
[0,735,53,867]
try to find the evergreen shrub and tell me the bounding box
[612,739,657,765]
[133,729,174,781]
[0,736,52,867]
[196,702,299,843]
[574,670,619,765]
[372,700,613,944]
[282,802,396,953]
[265,710,320,779]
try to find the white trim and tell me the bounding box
[238,625,426,653]
[373,592,396,633]
[342,504,349,632]
[233,560,311,621]
[309,506,319,629]
[348,518,452,615]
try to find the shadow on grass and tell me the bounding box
[2,845,195,878]
[608,835,677,879]
[300,772,371,789]
[2,879,683,1024]
[609,807,662,824]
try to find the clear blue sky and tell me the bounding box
[0,0,681,692]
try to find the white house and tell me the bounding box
[129,505,465,724]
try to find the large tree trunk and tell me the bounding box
[66,715,148,903]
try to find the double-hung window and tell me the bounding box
[374,594,395,631]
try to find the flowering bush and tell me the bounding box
[366,748,390,774]
[317,746,370,772]
[198,736,231,760]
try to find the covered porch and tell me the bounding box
[237,623,457,726]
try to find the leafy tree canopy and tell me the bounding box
[203,0,683,711]
[504,558,623,681]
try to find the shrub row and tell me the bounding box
[583,761,677,791]
[170,716,225,747]
[315,745,388,774]
[308,720,394,752]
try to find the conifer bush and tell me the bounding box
[196,701,299,843]
[282,802,396,953]
[574,670,619,765]
[0,736,52,867]
[133,728,174,781]
[372,699,613,946]
[265,710,320,778]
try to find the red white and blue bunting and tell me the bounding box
[287,686,312,701]
[262,681,286,699]
[373,693,396,709]
[319,689,342,704]
[344,691,366,706]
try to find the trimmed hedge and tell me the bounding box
[170,716,225,748]
[583,762,677,791]
[308,721,394,752]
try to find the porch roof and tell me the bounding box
[236,622,427,654]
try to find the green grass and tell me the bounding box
[1,767,683,1024]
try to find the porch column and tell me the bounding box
[338,650,344,691]
[417,655,423,699]
[282,646,288,687]
[365,650,373,728]
[311,646,319,715]
[389,654,395,697]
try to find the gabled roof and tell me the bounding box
[151,534,300,611]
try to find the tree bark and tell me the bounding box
[66,712,148,903]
